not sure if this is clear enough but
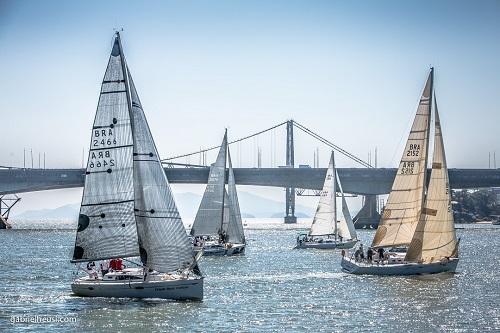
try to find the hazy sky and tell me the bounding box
[1,0,499,213]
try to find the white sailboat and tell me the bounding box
[70,33,203,300]
[341,68,459,275]
[295,152,358,249]
[190,131,246,256]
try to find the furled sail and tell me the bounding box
[405,101,458,262]
[309,152,337,236]
[72,35,139,262]
[127,68,194,273]
[372,68,433,248]
[336,169,357,240]
[191,132,227,237]
[225,151,245,244]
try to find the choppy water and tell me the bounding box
[0,223,499,332]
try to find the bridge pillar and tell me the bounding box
[284,120,297,224]
[353,195,381,229]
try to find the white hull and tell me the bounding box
[194,243,245,256]
[341,256,459,276]
[295,239,357,250]
[71,276,203,300]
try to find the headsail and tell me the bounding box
[336,169,357,240]
[127,68,194,273]
[225,150,245,244]
[72,34,139,262]
[309,152,336,236]
[405,100,458,262]
[372,68,433,248]
[191,132,227,237]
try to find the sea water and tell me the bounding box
[0,222,499,332]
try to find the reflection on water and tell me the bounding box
[0,224,499,332]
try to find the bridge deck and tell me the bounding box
[0,168,499,195]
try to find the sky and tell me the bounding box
[0,0,499,214]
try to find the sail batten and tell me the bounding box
[372,69,433,249]
[72,34,139,262]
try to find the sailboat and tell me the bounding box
[190,130,246,256]
[295,152,358,249]
[341,68,459,275]
[70,32,203,300]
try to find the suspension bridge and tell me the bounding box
[1,120,499,228]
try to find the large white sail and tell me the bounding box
[127,69,194,273]
[372,69,433,248]
[309,152,336,236]
[191,132,227,237]
[72,35,139,262]
[406,102,458,262]
[225,151,245,244]
[336,169,357,240]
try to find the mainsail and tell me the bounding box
[72,35,139,262]
[127,69,193,272]
[336,169,357,240]
[225,151,245,244]
[309,152,337,236]
[405,101,458,262]
[191,132,227,237]
[372,68,433,248]
[72,33,194,273]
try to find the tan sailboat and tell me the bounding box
[341,68,459,275]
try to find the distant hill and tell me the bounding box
[175,191,312,218]
[12,191,312,221]
[14,203,80,220]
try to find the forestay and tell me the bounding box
[225,151,245,244]
[191,132,227,237]
[128,69,194,273]
[309,152,336,236]
[372,69,433,248]
[406,102,458,262]
[72,36,139,262]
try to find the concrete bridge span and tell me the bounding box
[1,167,499,196]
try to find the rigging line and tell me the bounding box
[292,121,372,168]
[161,121,288,162]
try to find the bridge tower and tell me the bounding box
[284,120,297,224]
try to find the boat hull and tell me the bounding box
[71,277,203,300]
[194,243,246,256]
[341,257,459,275]
[295,239,357,250]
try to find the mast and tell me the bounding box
[219,129,228,237]
[333,152,337,240]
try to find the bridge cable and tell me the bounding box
[161,121,288,162]
[292,120,373,168]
